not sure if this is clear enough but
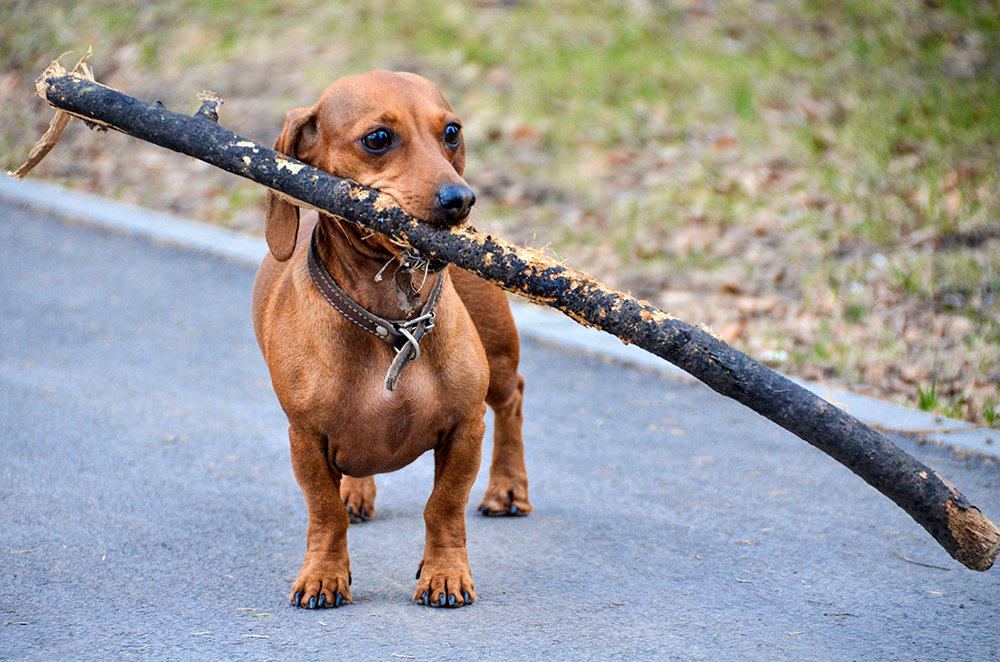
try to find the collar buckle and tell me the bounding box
[307,226,444,391]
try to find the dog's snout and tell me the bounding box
[436,184,476,223]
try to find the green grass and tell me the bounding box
[917,382,941,414]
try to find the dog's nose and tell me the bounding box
[436,184,476,223]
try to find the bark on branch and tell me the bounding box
[19,68,999,572]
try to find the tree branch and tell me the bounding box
[20,69,999,572]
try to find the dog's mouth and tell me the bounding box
[424,257,449,274]
[373,247,449,316]
[398,249,448,276]
[376,247,447,283]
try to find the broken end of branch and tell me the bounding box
[9,47,96,181]
[195,91,222,123]
[946,499,1000,571]
[34,46,94,97]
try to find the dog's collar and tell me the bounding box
[307,227,443,391]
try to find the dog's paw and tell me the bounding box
[341,475,376,524]
[289,566,352,609]
[412,558,476,608]
[478,479,532,517]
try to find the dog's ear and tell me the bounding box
[265,107,318,261]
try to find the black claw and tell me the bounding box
[436,594,446,607]
[335,593,343,608]
[463,591,473,604]
[448,594,456,607]
[348,572,353,586]
[308,596,316,609]
[359,508,367,520]
[293,591,302,606]
[420,591,429,606]
[415,564,422,580]
[317,594,327,608]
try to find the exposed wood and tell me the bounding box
[18,69,999,572]
[7,50,93,180]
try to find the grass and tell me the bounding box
[917,382,941,414]
[2,0,998,426]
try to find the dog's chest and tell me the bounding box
[317,361,472,476]
[264,272,489,476]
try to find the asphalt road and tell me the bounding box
[2,199,999,661]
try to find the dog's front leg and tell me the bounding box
[288,425,352,608]
[414,415,485,607]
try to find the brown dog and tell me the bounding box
[252,71,531,609]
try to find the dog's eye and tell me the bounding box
[361,129,393,153]
[443,123,462,148]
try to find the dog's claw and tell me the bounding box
[463,591,473,604]
[435,594,446,607]
[448,594,457,607]
[293,591,302,606]
[335,593,344,608]
[479,503,529,517]
[419,591,429,606]
[317,594,327,608]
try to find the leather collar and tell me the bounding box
[307,226,443,390]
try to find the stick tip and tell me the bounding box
[947,500,1000,571]
[194,91,222,123]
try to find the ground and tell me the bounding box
[2,0,998,425]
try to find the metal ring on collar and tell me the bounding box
[396,326,421,361]
[401,311,435,329]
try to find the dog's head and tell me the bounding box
[265,70,475,261]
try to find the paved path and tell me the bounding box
[2,199,998,661]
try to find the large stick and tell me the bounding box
[22,68,999,571]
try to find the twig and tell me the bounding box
[893,536,952,571]
[872,422,997,436]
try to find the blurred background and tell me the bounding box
[2,0,998,427]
